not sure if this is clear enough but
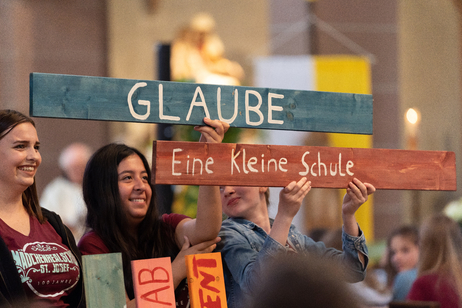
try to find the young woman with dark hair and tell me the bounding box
[78,118,229,308]
[0,109,84,307]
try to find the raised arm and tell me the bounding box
[342,178,375,237]
[341,177,375,265]
[269,177,312,245]
[176,118,230,246]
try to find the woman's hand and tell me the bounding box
[194,118,230,143]
[171,236,221,288]
[177,236,221,258]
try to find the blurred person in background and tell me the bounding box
[40,142,93,241]
[387,225,419,300]
[250,253,361,308]
[407,214,462,308]
[322,228,392,307]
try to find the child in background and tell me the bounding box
[388,225,419,300]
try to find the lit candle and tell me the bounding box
[405,108,420,150]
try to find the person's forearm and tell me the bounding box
[268,213,292,246]
[189,185,222,244]
[342,213,359,237]
[171,258,187,289]
[342,213,365,265]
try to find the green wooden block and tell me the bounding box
[82,253,126,308]
[29,72,373,134]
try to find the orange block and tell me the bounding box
[186,252,227,308]
[131,257,175,307]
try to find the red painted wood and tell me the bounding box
[152,141,456,191]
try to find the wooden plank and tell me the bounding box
[186,252,227,308]
[131,257,175,307]
[152,141,456,191]
[82,253,126,308]
[29,72,373,134]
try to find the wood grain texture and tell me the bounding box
[152,141,456,191]
[82,253,126,308]
[186,252,227,308]
[29,72,372,134]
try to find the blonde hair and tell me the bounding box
[418,214,462,304]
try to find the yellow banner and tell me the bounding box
[314,55,374,240]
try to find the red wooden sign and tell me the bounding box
[131,257,175,307]
[152,141,456,191]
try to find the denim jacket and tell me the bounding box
[216,217,369,308]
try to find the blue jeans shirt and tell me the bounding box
[216,217,369,308]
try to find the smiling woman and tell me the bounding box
[0,109,85,308]
[78,117,229,308]
[0,121,41,194]
[117,154,152,231]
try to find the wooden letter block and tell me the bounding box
[186,252,227,308]
[152,141,456,191]
[131,257,175,307]
[82,253,126,308]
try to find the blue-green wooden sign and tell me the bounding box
[30,72,373,134]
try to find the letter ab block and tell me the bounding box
[131,257,175,307]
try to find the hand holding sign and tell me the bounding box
[342,178,376,217]
[278,177,312,220]
[195,117,230,143]
[171,236,221,288]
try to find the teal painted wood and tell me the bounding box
[30,72,373,134]
[82,253,126,308]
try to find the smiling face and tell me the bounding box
[0,122,41,192]
[220,186,268,220]
[117,154,152,229]
[390,235,419,272]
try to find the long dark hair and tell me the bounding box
[83,143,178,299]
[0,109,44,222]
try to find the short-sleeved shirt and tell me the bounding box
[78,213,189,308]
[392,268,417,301]
[0,215,80,307]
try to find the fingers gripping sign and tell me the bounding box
[270,177,312,247]
[278,177,312,219]
[342,178,376,216]
[171,236,221,289]
[194,117,230,143]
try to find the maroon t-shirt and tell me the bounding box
[78,213,190,307]
[407,272,460,308]
[0,215,80,307]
